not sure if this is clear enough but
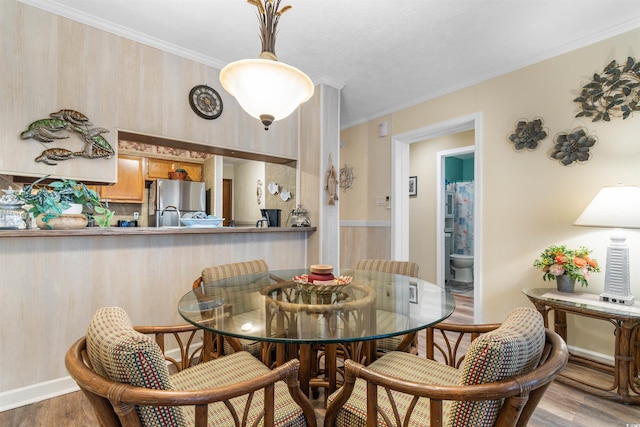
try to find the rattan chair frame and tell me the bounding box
[324,327,568,427]
[66,323,317,427]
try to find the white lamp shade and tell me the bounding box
[574,185,640,229]
[220,58,314,124]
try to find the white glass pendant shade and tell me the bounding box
[220,58,314,129]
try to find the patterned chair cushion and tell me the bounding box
[354,259,420,352]
[171,351,307,426]
[329,308,546,427]
[446,307,546,427]
[85,307,186,427]
[201,259,269,284]
[354,259,419,277]
[223,336,263,356]
[201,260,270,315]
[327,351,459,426]
[200,260,270,357]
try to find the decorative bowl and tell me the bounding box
[310,264,334,274]
[168,171,187,180]
[180,218,224,227]
[293,274,352,295]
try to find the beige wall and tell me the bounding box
[2,1,298,182]
[235,161,266,225]
[338,114,393,270]
[339,114,393,221]
[341,28,640,359]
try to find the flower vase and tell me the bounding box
[556,275,575,293]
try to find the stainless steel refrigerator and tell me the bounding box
[149,179,206,227]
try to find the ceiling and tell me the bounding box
[21,0,640,129]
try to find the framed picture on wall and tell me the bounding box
[409,176,417,197]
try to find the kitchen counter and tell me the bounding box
[0,226,316,238]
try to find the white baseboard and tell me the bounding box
[0,376,79,412]
[0,347,185,412]
[568,344,614,365]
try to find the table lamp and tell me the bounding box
[574,184,640,305]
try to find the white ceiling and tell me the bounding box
[20,0,640,128]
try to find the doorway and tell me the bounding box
[439,146,475,295]
[391,112,483,322]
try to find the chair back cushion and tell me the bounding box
[447,307,546,427]
[200,260,270,312]
[86,307,186,427]
[355,259,419,277]
[355,259,420,318]
[201,259,269,284]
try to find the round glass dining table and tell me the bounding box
[178,268,455,398]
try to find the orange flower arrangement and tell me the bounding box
[533,245,600,287]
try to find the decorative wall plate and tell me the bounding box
[268,182,279,195]
[280,190,291,201]
[548,127,597,166]
[507,118,548,151]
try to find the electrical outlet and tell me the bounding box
[133,212,139,220]
[375,197,385,206]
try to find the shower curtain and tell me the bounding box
[453,181,474,255]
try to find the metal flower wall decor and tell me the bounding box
[573,56,640,122]
[507,118,548,151]
[548,127,597,166]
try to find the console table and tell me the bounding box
[523,287,640,404]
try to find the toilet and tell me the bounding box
[450,254,474,283]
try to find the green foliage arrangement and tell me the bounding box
[18,176,114,228]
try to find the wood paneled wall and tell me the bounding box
[340,226,391,271]
[0,231,309,393]
[2,1,298,182]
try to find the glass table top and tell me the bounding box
[178,268,455,344]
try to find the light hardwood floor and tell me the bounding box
[2,294,640,426]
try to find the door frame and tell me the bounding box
[391,112,483,321]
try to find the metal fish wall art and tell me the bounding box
[35,148,82,165]
[20,110,114,165]
[20,118,70,143]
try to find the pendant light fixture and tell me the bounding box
[220,0,314,130]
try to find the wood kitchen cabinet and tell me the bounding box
[98,155,144,203]
[146,158,202,182]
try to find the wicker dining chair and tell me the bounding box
[66,306,317,427]
[354,259,420,355]
[192,259,269,360]
[324,307,569,427]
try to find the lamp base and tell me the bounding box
[599,292,635,306]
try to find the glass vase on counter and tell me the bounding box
[0,189,27,229]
